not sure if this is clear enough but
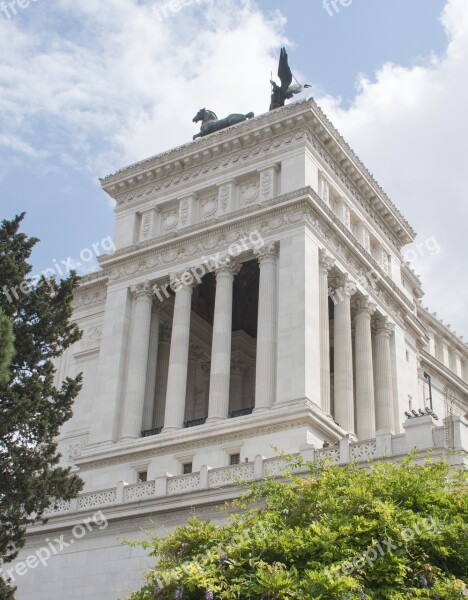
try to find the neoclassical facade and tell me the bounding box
[12,99,468,600]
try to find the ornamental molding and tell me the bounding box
[77,418,310,471]
[112,125,403,250]
[103,198,308,284]
[72,283,107,311]
[114,130,306,209]
[82,191,413,327]
[101,98,414,246]
[303,131,403,249]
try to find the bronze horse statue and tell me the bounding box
[193,108,254,140]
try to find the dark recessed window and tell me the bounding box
[137,471,147,483]
[230,453,241,466]
[183,463,193,475]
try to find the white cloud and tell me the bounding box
[0,0,285,175]
[318,0,468,339]
[1,0,466,341]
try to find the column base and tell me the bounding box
[119,435,139,443]
[162,426,183,434]
[206,416,228,424]
[253,406,271,414]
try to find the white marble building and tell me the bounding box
[11,99,468,599]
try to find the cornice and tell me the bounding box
[101,100,312,187]
[100,99,414,247]
[84,188,415,328]
[420,350,468,405]
[75,407,341,472]
[417,305,468,357]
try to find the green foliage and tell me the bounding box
[125,456,468,600]
[0,308,15,383]
[0,214,84,598]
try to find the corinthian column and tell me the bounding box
[373,317,395,434]
[207,261,239,422]
[319,249,335,414]
[353,296,376,440]
[120,282,154,440]
[254,242,278,412]
[333,274,356,434]
[163,276,196,432]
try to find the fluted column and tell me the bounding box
[142,303,161,431]
[319,249,335,414]
[207,262,239,421]
[163,276,196,431]
[353,296,376,440]
[333,274,356,434]
[373,317,395,434]
[254,243,278,412]
[120,282,154,440]
[153,324,171,429]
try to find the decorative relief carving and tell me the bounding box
[161,208,179,232]
[72,286,107,311]
[218,182,235,214]
[116,131,306,208]
[239,181,260,207]
[167,473,201,495]
[320,178,330,206]
[124,481,156,502]
[80,326,102,349]
[209,463,255,487]
[140,209,154,242]
[78,489,117,510]
[200,195,218,220]
[178,198,192,229]
[350,441,377,461]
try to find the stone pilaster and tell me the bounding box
[332,274,356,434]
[153,324,171,429]
[254,243,278,411]
[207,262,240,421]
[319,249,335,414]
[353,296,376,440]
[120,282,154,440]
[373,316,395,434]
[163,275,196,431]
[218,180,235,215]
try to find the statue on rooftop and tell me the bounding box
[193,108,255,140]
[269,47,311,111]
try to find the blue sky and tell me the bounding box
[1,0,467,338]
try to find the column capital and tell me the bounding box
[319,249,335,274]
[331,273,357,298]
[130,281,153,301]
[353,295,377,318]
[169,271,198,292]
[214,259,241,279]
[254,242,278,264]
[373,316,395,337]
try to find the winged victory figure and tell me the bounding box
[269,47,311,111]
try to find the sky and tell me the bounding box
[0,0,467,339]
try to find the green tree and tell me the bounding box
[126,456,468,600]
[0,308,15,383]
[0,214,83,599]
